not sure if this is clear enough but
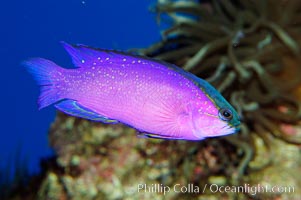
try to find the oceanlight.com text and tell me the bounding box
[137,183,295,196]
[208,183,295,196]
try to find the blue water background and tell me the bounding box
[0,0,160,178]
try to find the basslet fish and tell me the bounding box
[23,42,240,140]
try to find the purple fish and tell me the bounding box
[23,42,240,140]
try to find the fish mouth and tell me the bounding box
[227,120,241,132]
[192,121,240,139]
[203,123,239,138]
[219,123,240,136]
[233,125,241,133]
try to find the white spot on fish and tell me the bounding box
[92,66,95,69]
[93,62,96,65]
[106,57,109,60]
[138,60,141,63]
[97,57,100,60]
[123,58,126,61]
[81,59,85,63]
[132,61,136,64]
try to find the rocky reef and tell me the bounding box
[7,0,301,199]
[36,111,301,200]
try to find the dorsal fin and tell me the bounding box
[61,41,117,68]
[61,41,141,68]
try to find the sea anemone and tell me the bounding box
[142,0,301,178]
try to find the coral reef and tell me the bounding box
[27,113,301,200]
[145,0,301,143]
[143,0,301,180]
[31,113,262,200]
[8,0,301,199]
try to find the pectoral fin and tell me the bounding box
[55,99,118,124]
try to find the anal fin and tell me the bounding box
[136,131,183,140]
[55,99,118,124]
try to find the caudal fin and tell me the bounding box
[22,58,65,109]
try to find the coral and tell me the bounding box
[245,134,301,200]
[142,0,301,179]
[36,113,250,200]
[9,0,301,199]
[145,0,301,142]
[32,114,301,200]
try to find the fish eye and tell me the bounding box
[218,108,233,121]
